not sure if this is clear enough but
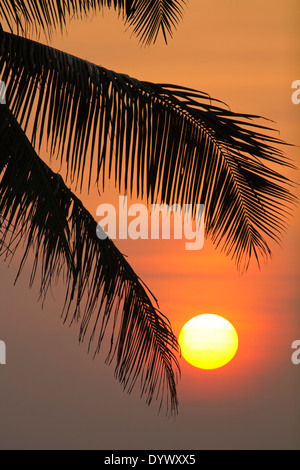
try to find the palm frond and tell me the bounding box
[0,0,186,45]
[125,0,186,45]
[0,103,180,416]
[0,0,125,36]
[0,31,296,271]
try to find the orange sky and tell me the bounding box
[0,0,299,450]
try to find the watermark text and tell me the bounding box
[96,197,205,251]
[291,80,300,105]
[0,340,6,365]
[291,340,300,365]
[0,80,6,104]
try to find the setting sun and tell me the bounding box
[178,314,239,370]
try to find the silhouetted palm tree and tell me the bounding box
[0,0,296,415]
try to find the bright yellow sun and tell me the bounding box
[178,314,239,370]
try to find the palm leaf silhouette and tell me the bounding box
[0,1,296,415]
[0,103,180,415]
[0,31,295,270]
[0,0,186,45]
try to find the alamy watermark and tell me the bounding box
[0,340,6,365]
[291,80,300,105]
[96,196,205,251]
[0,80,6,104]
[291,340,300,365]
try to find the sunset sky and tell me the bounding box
[0,0,299,449]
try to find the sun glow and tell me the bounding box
[178,314,239,370]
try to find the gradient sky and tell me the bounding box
[0,0,300,449]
